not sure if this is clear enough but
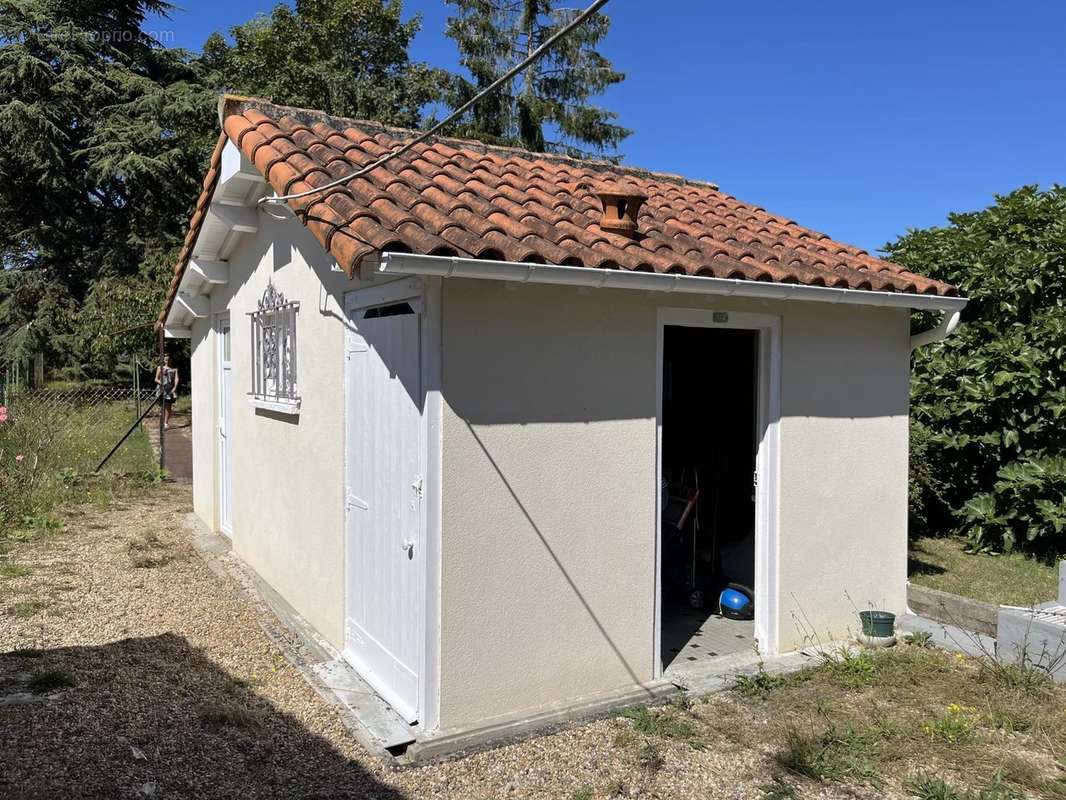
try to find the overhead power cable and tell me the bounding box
[259,0,611,206]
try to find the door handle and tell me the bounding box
[400,539,414,554]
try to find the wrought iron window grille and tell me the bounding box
[248,282,299,403]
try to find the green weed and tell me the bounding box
[922,704,978,744]
[905,630,934,648]
[777,724,879,784]
[10,599,47,618]
[735,667,792,699]
[0,563,30,578]
[617,704,704,749]
[819,647,877,688]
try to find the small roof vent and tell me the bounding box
[594,182,647,238]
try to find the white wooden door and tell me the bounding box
[344,291,424,723]
[218,317,233,534]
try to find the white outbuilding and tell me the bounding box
[159,97,966,751]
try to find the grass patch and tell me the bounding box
[26,668,75,694]
[0,563,31,578]
[921,705,978,744]
[617,704,705,750]
[906,772,1026,800]
[734,666,803,699]
[197,701,264,733]
[909,536,1057,606]
[819,647,878,688]
[10,599,48,618]
[1,395,159,540]
[777,723,880,784]
[733,644,1066,795]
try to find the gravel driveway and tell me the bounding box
[0,485,854,800]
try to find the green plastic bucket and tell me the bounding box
[859,610,895,638]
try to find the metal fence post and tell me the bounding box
[134,360,141,420]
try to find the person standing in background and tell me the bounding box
[154,354,179,429]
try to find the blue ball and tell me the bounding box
[720,588,751,611]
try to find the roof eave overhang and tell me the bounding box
[378,252,968,313]
[163,140,268,335]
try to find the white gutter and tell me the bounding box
[909,309,962,352]
[379,252,969,313]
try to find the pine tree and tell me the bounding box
[444,0,630,158]
[0,0,219,372]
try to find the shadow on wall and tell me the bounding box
[0,634,400,799]
[462,420,646,688]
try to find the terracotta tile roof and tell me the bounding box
[160,97,957,327]
[157,130,228,330]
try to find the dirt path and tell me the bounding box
[142,412,193,483]
[0,485,858,800]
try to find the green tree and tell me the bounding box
[0,0,218,375]
[211,0,442,127]
[888,185,1066,556]
[444,0,630,158]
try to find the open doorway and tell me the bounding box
[660,325,758,673]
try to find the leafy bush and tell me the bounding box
[886,185,1066,556]
[963,455,1066,553]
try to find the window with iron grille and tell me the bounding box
[248,282,299,404]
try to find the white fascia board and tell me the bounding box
[378,252,969,313]
[208,202,258,234]
[163,325,191,339]
[175,292,209,320]
[188,258,229,285]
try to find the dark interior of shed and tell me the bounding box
[660,324,758,668]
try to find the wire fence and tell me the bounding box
[0,385,162,530]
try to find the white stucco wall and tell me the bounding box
[187,213,367,649]
[188,237,912,731]
[438,280,911,729]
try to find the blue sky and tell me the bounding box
[148,1,1065,254]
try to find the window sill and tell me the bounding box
[248,397,301,416]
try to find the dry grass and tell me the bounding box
[725,643,1066,798]
[910,536,1058,606]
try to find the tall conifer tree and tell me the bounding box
[444,0,630,158]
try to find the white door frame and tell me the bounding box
[216,312,233,536]
[654,308,782,675]
[342,277,442,731]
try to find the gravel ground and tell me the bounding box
[0,485,868,800]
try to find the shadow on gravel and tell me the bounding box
[0,633,403,800]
